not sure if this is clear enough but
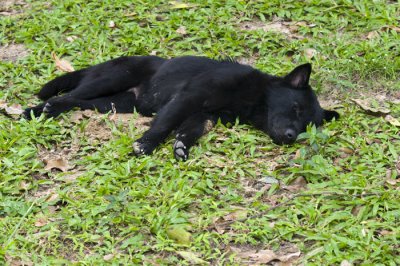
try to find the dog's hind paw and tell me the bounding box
[173,140,189,161]
[23,104,46,119]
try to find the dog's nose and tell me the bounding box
[285,129,296,141]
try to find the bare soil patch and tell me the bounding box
[0,0,27,16]
[239,18,311,40]
[0,44,29,61]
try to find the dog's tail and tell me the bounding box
[38,70,84,100]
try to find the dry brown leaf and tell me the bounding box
[379,230,394,236]
[385,178,399,186]
[381,25,400,32]
[176,25,187,35]
[46,193,59,202]
[283,176,307,191]
[351,98,390,116]
[223,209,248,221]
[367,31,379,39]
[293,149,301,160]
[385,115,400,127]
[304,48,317,59]
[351,205,363,216]
[19,181,29,190]
[103,254,114,261]
[44,158,70,172]
[34,217,48,227]
[238,249,300,264]
[51,52,75,72]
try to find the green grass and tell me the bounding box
[1,0,400,264]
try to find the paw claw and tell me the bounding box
[43,103,51,113]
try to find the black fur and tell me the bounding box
[24,56,339,160]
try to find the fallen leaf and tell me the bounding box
[386,178,398,186]
[385,115,400,127]
[304,48,317,59]
[103,254,114,261]
[5,103,24,115]
[19,181,30,190]
[46,193,59,202]
[176,25,187,35]
[44,158,70,172]
[35,217,48,227]
[166,225,192,245]
[366,31,379,39]
[283,176,307,191]
[214,223,226,234]
[351,205,363,216]
[223,209,248,221]
[238,249,300,264]
[381,25,400,33]
[351,98,390,116]
[379,230,394,236]
[51,52,75,72]
[176,251,207,264]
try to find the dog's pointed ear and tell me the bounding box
[323,109,340,122]
[285,63,312,89]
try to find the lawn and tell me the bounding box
[1,0,399,265]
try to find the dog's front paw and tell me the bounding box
[133,140,156,156]
[173,140,189,161]
[23,104,45,119]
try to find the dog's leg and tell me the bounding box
[24,91,136,119]
[69,56,166,100]
[172,113,216,160]
[133,93,203,156]
[173,110,239,160]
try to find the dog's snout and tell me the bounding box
[285,128,296,141]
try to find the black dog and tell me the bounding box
[24,56,339,160]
